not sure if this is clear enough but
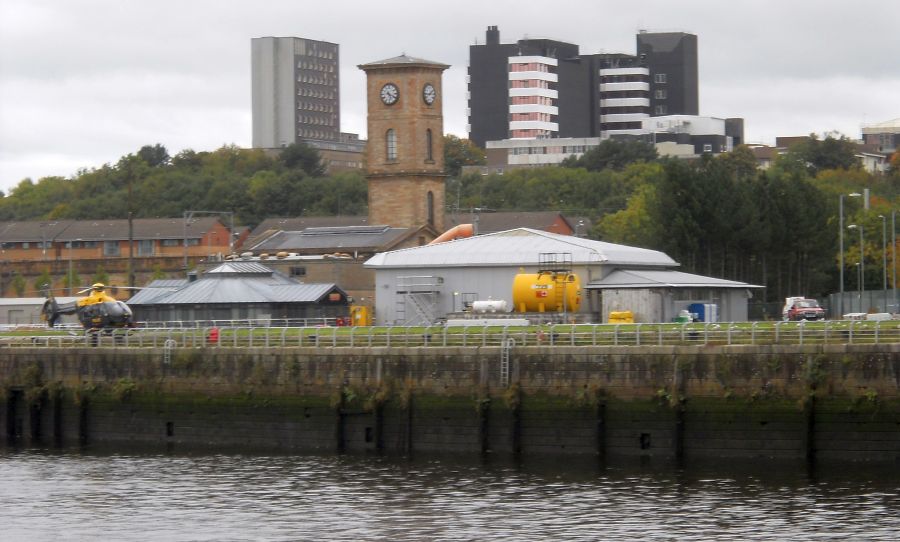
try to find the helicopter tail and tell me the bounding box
[41,297,61,327]
[40,297,79,328]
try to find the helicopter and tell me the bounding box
[41,283,136,331]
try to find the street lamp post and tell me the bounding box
[893,210,897,314]
[855,262,862,311]
[838,193,861,317]
[848,223,864,312]
[879,214,887,311]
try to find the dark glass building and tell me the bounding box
[467,27,699,148]
[636,31,699,117]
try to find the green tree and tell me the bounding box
[151,264,167,281]
[137,144,170,168]
[561,139,658,171]
[11,272,26,297]
[596,183,658,246]
[62,269,82,293]
[718,145,760,181]
[92,265,110,286]
[279,142,326,177]
[0,176,75,220]
[443,135,486,177]
[786,133,859,175]
[33,268,53,295]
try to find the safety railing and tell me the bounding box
[2,320,900,349]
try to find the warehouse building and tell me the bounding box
[364,228,760,325]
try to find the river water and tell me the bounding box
[2,448,899,541]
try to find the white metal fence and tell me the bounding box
[3,321,900,349]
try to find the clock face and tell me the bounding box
[380,83,399,105]
[423,83,436,105]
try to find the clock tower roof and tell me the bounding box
[358,54,449,71]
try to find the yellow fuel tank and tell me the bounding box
[512,272,581,313]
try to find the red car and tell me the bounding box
[784,298,826,321]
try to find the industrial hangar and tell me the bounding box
[365,228,761,325]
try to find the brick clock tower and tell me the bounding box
[359,55,449,234]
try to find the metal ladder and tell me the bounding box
[500,338,515,387]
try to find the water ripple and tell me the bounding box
[2,450,899,541]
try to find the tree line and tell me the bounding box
[2,134,898,304]
[453,137,900,303]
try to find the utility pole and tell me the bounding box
[880,215,887,312]
[127,162,135,289]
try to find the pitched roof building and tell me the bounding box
[128,262,349,324]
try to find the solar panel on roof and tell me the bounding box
[302,225,390,236]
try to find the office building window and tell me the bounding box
[103,241,120,257]
[655,89,667,99]
[426,129,433,161]
[703,144,713,153]
[655,105,667,115]
[290,266,307,277]
[654,73,667,83]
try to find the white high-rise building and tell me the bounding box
[508,56,559,139]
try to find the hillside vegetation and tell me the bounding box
[2,136,898,303]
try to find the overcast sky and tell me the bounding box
[1,0,898,194]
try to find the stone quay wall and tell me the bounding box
[2,344,899,461]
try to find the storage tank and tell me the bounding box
[472,299,509,313]
[512,272,581,313]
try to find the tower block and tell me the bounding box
[358,55,449,233]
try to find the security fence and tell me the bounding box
[3,320,900,349]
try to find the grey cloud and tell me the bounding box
[1,0,898,193]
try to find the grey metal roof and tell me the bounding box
[250,225,410,252]
[358,54,449,70]
[586,269,762,290]
[206,262,275,275]
[129,277,343,305]
[144,279,189,289]
[270,284,342,303]
[128,262,345,305]
[365,228,677,269]
[126,279,190,304]
[126,286,180,304]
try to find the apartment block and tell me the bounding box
[251,36,340,148]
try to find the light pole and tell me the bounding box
[879,214,887,311]
[838,192,861,317]
[893,210,897,314]
[68,241,72,295]
[183,210,234,271]
[67,239,81,295]
[40,222,47,261]
[848,223,864,312]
